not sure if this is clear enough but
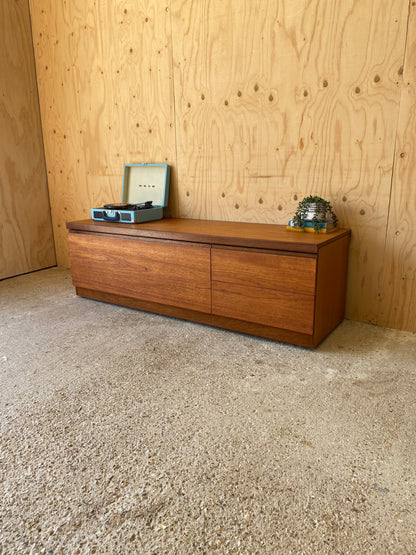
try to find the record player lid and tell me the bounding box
[121,163,170,207]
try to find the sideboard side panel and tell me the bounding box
[314,235,350,345]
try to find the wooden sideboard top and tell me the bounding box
[67,218,350,254]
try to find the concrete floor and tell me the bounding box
[1,267,416,554]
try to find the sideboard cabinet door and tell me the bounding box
[211,247,316,334]
[68,233,212,313]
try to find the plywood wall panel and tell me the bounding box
[29,0,416,332]
[171,0,409,325]
[29,0,176,267]
[0,0,55,279]
[378,1,416,332]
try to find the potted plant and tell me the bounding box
[292,195,338,232]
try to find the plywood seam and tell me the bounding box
[26,0,52,221]
[26,0,57,265]
[167,0,179,199]
[377,0,413,323]
[383,0,412,251]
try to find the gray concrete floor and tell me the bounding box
[1,267,416,554]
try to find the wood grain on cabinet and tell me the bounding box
[211,247,316,294]
[67,218,347,254]
[67,218,351,347]
[68,233,211,313]
[212,282,315,334]
[211,247,317,333]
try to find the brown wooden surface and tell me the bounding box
[212,282,314,335]
[67,218,350,254]
[67,217,350,345]
[68,233,211,313]
[313,235,350,345]
[76,287,316,348]
[0,0,55,279]
[211,247,316,295]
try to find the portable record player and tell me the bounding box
[91,163,170,223]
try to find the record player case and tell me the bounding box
[66,218,351,348]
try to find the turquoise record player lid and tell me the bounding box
[121,163,170,207]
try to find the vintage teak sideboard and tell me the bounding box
[66,218,351,348]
